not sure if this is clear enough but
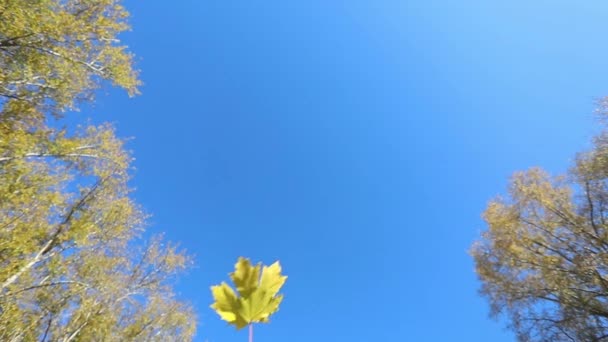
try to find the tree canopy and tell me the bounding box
[0,0,139,119]
[0,0,195,340]
[472,109,608,341]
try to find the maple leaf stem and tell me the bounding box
[249,324,253,342]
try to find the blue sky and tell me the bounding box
[79,1,608,341]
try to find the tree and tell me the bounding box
[0,1,196,340]
[0,0,139,119]
[471,109,608,341]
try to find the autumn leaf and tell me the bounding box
[231,258,261,298]
[210,282,248,329]
[210,257,287,330]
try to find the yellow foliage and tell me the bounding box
[0,1,195,340]
[211,257,287,330]
[471,113,608,341]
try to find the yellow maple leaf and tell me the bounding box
[210,257,287,330]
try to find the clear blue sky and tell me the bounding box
[80,1,608,341]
